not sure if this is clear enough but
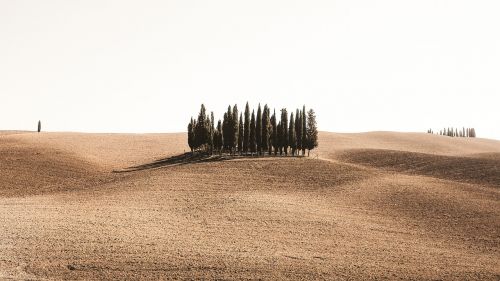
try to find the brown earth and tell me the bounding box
[1,131,499,280]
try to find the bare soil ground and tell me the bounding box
[1,131,499,280]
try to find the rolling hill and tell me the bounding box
[1,131,499,280]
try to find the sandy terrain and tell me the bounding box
[1,131,499,280]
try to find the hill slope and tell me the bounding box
[1,131,499,280]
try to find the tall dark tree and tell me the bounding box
[209,112,215,154]
[226,106,234,152]
[222,112,229,151]
[232,105,239,154]
[301,106,307,155]
[295,109,302,152]
[306,109,318,156]
[216,120,223,154]
[187,118,196,153]
[256,104,262,155]
[238,113,244,154]
[277,121,283,155]
[195,104,210,151]
[243,102,250,154]
[289,112,296,156]
[280,109,289,155]
[262,105,270,155]
[271,110,278,155]
[37,120,42,133]
[250,110,257,155]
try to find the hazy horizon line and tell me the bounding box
[2,129,498,141]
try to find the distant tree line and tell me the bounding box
[188,103,318,156]
[427,127,476,138]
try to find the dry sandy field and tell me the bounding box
[1,131,499,280]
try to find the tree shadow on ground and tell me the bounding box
[113,152,231,173]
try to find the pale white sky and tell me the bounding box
[1,0,499,139]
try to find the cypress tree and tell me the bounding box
[289,112,296,156]
[238,113,244,154]
[250,110,257,155]
[216,120,223,154]
[277,121,283,155]
[271,110,278,155]
[38,120,42,133]
[188,118,195,153]
[244,102,250,154]
[262,105,270,155]
[295,109,302,152]
[195,104,210,151]
[213,120,219,154]
[306,109,319,156]
[226,106,234,152]
[232,105,239,155]
[209,112,215,154]
[301,106,307,155]
[222,112,229,152]
[213,129,219,154]
[256,104,262,155]
[281,109,289,155]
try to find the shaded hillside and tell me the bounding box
[0,138,111,197]
[338,149,500,187]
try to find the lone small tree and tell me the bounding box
[38,120,42,133]
[306,109,318,156]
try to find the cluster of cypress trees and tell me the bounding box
[188,103,318,156]
[427,127,476,138]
